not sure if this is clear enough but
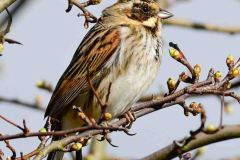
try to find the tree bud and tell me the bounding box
[167,78,177,91]
[104,112,112,120]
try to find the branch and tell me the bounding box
[141,125,240,160]
[31,43,240,159]
[1,43,240,159]
[33,103,180,160]
[0,96,45,112]
[165,18,240,35]
[64,0,240,36]
[66,0,100,28]
[3,139,16,159]
[0,0,16,13]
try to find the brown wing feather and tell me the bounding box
[45,25,120,118]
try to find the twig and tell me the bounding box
[66,0,100,28]
[3,138,16,160]
[0,115,25,131]
[16,136,51,160]
[0,115,30,136]
[0,122,135,141]
[138,94,155,102]
[165,18,240,35]
[86,65,105,107]
[4,38,22,45]
[86,62,112,123]
[169,42,193,74]
[0,96,45,112]
[2,43,240,160]
[73,105,93,126]
[174,104,206,147]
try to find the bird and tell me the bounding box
[45,0,173,159]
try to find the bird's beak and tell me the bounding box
[158,9,173,19]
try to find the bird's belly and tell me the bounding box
[62,62,159,130]
[98,58,160,118]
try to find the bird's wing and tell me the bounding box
[45,23,121,118]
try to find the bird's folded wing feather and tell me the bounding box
[45,24,121,118]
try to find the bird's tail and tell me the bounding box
[47,150,64,160]
[47,149,83,160]
[45,121,65,160]
[45,121,83,160]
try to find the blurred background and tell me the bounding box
[0,0,240,159]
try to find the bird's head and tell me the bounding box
[103,0,173,28]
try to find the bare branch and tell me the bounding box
[1,137,16,160]
[0,96,45,112]
[165,18,240,35]
[0,115,25,131]
[66,0,100,28]
[1,42,240,159]
[141,125,240,160]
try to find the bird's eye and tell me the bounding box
[141,4,149,13]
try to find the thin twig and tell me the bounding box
[73,105,93,126]
[3,139,16,160]
[165,18,240,35]
[0,115,25,131]
[66,0,99,28]
[0,96,45,112]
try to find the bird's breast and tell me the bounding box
[96,25,163,118]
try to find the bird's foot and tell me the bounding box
[121,110,136,129]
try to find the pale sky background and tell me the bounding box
[0,0,240,159]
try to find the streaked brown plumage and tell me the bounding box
[45,0,172,159]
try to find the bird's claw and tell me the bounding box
[122,110,136,129]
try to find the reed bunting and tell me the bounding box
[45,0,172,159]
